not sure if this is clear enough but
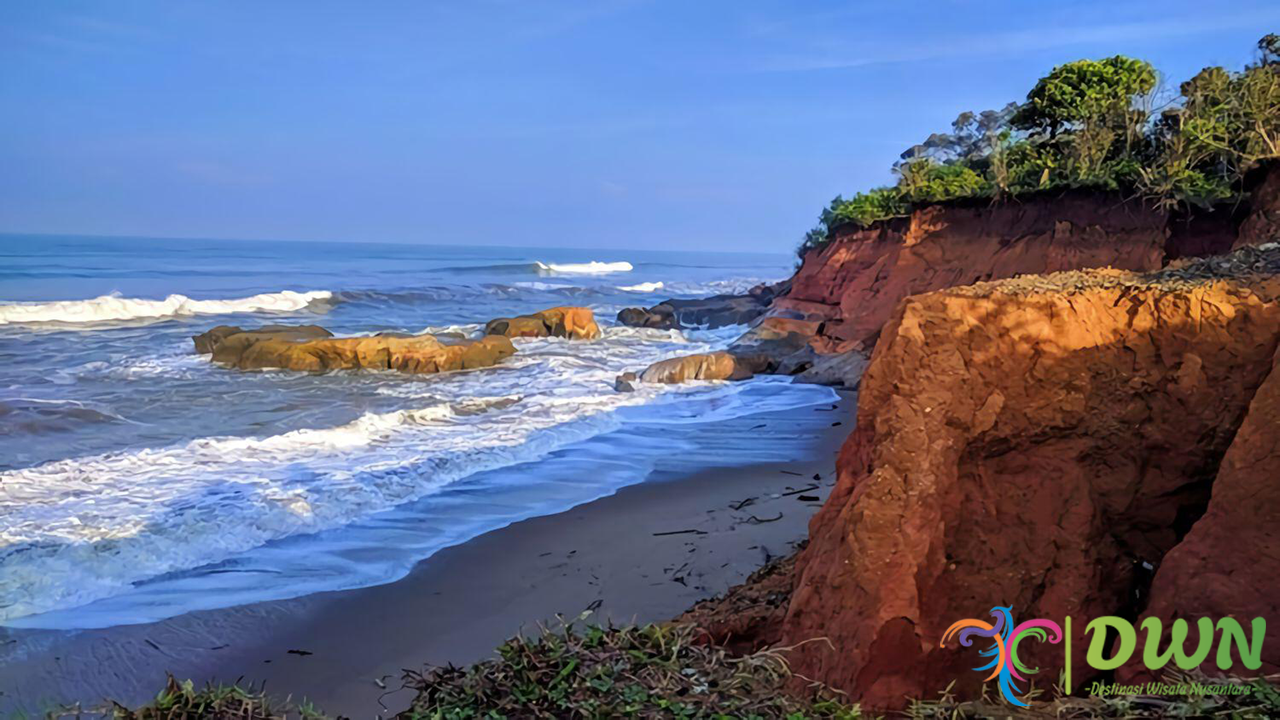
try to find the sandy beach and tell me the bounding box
[0,390,853,717]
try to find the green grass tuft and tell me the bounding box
[397,617,861,719]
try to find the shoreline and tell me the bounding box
[0,389,853,718]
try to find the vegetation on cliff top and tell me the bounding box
[799,34,1280,256]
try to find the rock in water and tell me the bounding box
[779,247,1280,709]
[485,306,601,340]
[614,371,639,393]
[200,327,516,374]
[792,350,869,388]
[637,352,774,384]
[616,306,676,330]
[616,284,785,330]
[192,324,332,354]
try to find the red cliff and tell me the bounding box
[777,247,1280,708]
[778,193,1169,352]
[1135,337,1280,679]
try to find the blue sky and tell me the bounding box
[1,1,1275,253]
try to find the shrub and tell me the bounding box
[896,159,990,202]
[830,187,907,228]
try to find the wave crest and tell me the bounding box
[618,281,664,292]
[536,261,633,275]
[0,290,334,326]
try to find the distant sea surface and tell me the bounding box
[0,234,834,629]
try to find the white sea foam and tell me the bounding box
[618,281,664,292]
[511,281,573,291]
[536,260,633,274]
[0,324,817,624]
[660,278,780,296]
[0,290,333,326]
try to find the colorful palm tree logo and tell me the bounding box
[940,606,1064,707]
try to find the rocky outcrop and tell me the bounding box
[790,350,870,389]
[633,352,774,385]
[777,246,1280,709]
[617,282,788,330]
[198,326,516,374]
[779,193,1169,353]
[1238,162,1280,248]
[192,324,332,354]
[1134,344,1280,678]
[485,306,601,340]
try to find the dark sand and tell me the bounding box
[0,393,853,718]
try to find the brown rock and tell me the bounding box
[614,371,639,393]
[780,252,1280,709]
[616,306,676,330]
[210,332,516,374]
[638,352,774,384]
[792,350,870,388]
[485,306,601,340]
[731,315,821,356]
[192,324,332,354]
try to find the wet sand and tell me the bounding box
[0,392,853,718]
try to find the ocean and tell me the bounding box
[0,234,835,630]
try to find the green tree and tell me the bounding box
[1012,56,1157,185]
[1012,56,1157,136]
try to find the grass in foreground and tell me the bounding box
[45,676,324,720]
[398,619,859,719]
[43,624,1280,719]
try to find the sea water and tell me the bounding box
[0,234,834,628]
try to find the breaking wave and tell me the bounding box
[535,260,633,274]
[618,281,665,293]
[0,290,334,326]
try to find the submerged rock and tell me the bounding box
[614,371,639,393]
[200,327,516,374]
[616,305,676,330]
[485,306,601,340]
[617,281,788,331]
[192,324,332,354]
[777,246,1280,709]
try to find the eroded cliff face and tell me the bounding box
[1133,342,1280,679]
[779,248,1280,709]
[1238,164,1280,249]
[778,194,1169,352]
